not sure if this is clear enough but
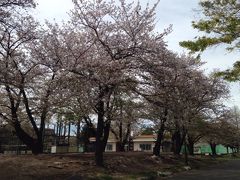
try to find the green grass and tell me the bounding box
[89,174,113,180]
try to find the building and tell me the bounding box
[87,134,170,153]
[89,136,118,152]
[193,142,233,155]
[132,135,156,152]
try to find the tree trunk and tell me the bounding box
[187,137,194,156]
[63,123,66,139]
[172,130,182,155]
[95,96,105,166]
[210,142,217,156]
[95,85,113,166]
[55,123,58,139]
[59,122,62,137]
[153,129,163,156]
[119,143,125,152]
[122,123,131,152]
[95,121,104,166]
[68,122,71,145]
[187,143,194,156]
[14,122,43,154]
[102,122,111,151]
[116,142,125,152]
[76,119,81,147]
[31,140,43,155]
[184,136,189,166]
[119,120,123,146]
[112,121,131,152]
[153,109,167,156]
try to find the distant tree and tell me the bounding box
[110,91,142,152]
[202,110,240,156]
[80,121,96,152]
[141,127,154,135]
[223,107,240,152]
[229,106,240,130]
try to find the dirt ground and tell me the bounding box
[0,152,224,180]
[168,159,240,180]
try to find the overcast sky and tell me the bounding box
[34,0,240,108]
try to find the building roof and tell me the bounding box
[89,137,117,143]
[133,135,156,142]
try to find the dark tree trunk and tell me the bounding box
[59,122,62,137]
[57,121,61,144]
[116,142,125,152]
[116,103,125,152]
[14,122,43,154]
[187,143,194,156]
[114,123,131,152]
[76,119,81,147]
[187,137,194,156]
[95,97,105,166]
[118,103,123,151]
[119,119,123,148]
[67,122,71,145]
[172,130,182,155]
[5,72,52,155]
[210,142,217,156]
[184,137,189,165]
[153,129,164,156]
[13,125,43,155]
[95,85,113,166]
[119,143,125,152]
[153,109,167,156]
[153,122,165,156]
[63,123,66,139]
[122,123,131,152]
[55,123,58,138]
[31,140,43,155]
[103,122,111,151]
[95,128,104,166]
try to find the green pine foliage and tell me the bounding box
[180,0,240,81]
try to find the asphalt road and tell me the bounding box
[168,160,240,180]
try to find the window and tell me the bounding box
[140,144,151,151]
[106,144,113,151]
[194,146,200,152]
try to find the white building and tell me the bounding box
[133,135,156,152]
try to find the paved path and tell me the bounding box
[168,160,240,180]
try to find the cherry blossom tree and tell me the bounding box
[0,8,66,153]
[65,0,169,166]
[136,50,228,157]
